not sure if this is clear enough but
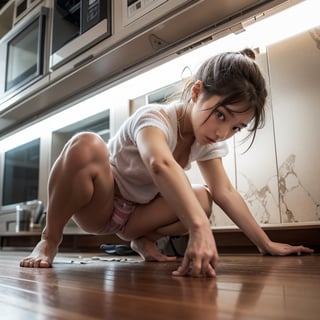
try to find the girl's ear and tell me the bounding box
[191,80,203,102]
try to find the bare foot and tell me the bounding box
[20,239,59,268]
[131,237,176,262]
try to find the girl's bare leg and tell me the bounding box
[118,185,212,261]
[20,133,115,268]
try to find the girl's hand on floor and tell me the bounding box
[172,226,218,277]
[260,241,314,256]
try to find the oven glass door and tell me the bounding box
[5,10,46,92]
[2,138,40,206]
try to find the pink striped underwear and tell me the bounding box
[98,196,136,234]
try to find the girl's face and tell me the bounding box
[190,82,254,145]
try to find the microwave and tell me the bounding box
[0,4,50,99]
[50,0,112,69]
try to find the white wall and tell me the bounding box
[187,26,320,227]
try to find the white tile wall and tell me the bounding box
[268,26,320,223]
[188,27,320,227]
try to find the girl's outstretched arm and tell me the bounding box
[136,127,218,277]
[198,158,314,256]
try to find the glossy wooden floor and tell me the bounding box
[0,251,319,320]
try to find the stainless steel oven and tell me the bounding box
[0,3,50,98]
[51,0,112,69]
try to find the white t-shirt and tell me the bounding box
[107,103,228,203]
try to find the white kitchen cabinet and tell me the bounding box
[267,26,320,223]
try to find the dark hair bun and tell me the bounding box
[240,48,256,60]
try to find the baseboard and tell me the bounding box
[1,224,319,253]
[213,224,320,253]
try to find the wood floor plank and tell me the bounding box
[0,251,319,319]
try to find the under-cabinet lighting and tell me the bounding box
[239,0,319,49]
[0,0,318,150]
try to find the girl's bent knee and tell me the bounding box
[64,132,109,167]
[69,132,104,150]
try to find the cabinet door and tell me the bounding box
[267,27,320,223]
[234,53,280,225]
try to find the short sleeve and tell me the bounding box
[130,105,176,150]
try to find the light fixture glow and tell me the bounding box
[0,0,318,151]
[242,0,319,48]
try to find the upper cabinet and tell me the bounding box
[0,0,289,137]
[268,26,320,223]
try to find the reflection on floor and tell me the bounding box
[0,251,319,319]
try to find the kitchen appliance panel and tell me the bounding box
[0,5,49,98]
[51,0,112,69]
